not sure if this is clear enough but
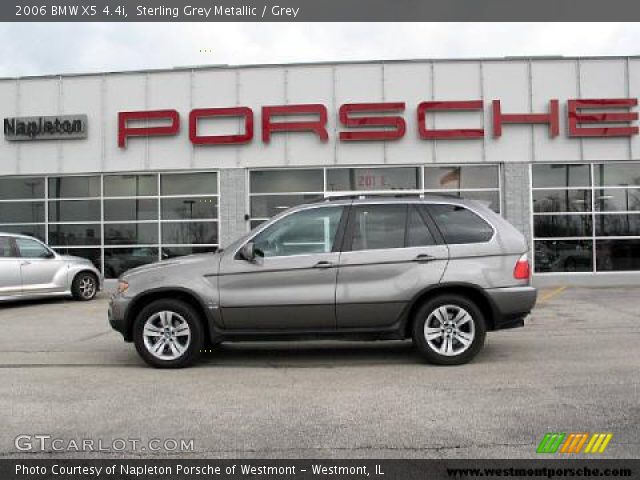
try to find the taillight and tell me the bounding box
[513,254,530,280]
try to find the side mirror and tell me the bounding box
[44,250,56,259]
[239,242,256,262]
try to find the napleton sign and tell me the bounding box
[4,114,88,141]
[117,98,640,148]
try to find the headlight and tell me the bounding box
[117,280,129,294]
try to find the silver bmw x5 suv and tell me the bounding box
[109,196,537,368]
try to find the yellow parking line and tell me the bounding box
[540,286,567,303]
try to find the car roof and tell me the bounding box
[0,232,38,240]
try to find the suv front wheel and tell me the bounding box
[412,294,486,365]
[133,299,204,368]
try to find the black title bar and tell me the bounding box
[5,0,640,21]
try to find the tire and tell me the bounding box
[412,294,486,365]
[71,272,98,301]
[133,299,204,368]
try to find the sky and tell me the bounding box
[1,23,639,77]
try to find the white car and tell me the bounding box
[0,233,103,301]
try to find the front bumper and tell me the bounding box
[486,286,537,330]
[108,294,131,341]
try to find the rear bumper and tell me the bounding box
[486,286,537,330]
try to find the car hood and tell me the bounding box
[123,252,220,278]
[58,254,94,265]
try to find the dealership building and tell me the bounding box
[2,55,640,285]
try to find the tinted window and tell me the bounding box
[351,205,407,251]
[15,238,51,258]
[427,204,494,244]
[532,164,591,188]
[250,170,323,194]
[424,166,498,190]
[327,167,419,191]
[48,176,100,198]
[104,175,157,197]
[0,201,45,223]
[0,177,44,199]
[161,173,218,195]
[0,237,13,257]
[48,200,100,222]
[253,206,343,257]
[407,206,436,247]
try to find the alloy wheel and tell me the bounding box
[142,311,191,361]
[423,304,476,357]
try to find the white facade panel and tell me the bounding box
[103,74,147,173]
[147,71,192,172]
[334,64,384,165]
[237,68,286,168]
[383,63,433,165]
[483,61,531,164]
[0,57,638,177]
[629,58,640,160]
[432,62,484,164]
[15,78,60,175]
[579,59,630,161]
[531,60,581,162]
[286,66,335,167]
[191,69,240,170]
[0,80,19,175]
[60,76,102,174]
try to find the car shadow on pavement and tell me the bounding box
[193,340,508,368]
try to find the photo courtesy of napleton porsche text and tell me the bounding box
[0,5,638,479]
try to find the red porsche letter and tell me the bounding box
[568,98,639,137]
[118,110,179,148]
[492,100,559,138]
[417,101,484,139]
[339,103,406,141]
[262,104,328,143]
[189,107,254,145]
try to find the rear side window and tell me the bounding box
[426,204,494,244]
[351,205,407,251]
[406,206,436,247]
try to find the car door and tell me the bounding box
[336,203,449,329]
[218,205,347,331]
[0,236,22,296]
[15,237,67,294]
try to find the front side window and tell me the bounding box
[15,238,52,259]
[426,204,494,244]
[252,206,343,258]
[0,237,14,257]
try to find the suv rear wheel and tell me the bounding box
[412,294,486,365]
[133,299,204,368]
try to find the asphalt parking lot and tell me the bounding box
[0,287,638,459]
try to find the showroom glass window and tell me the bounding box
[0,177,46,242]
[248,165,501,229]
[532,162,640,273]
[423,166,501,213]
[0,171,219,280]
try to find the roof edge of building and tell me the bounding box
[2,54,640,82]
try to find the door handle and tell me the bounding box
[313,261,334,269]
[20,261,31,266]
[413,254,435,263]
